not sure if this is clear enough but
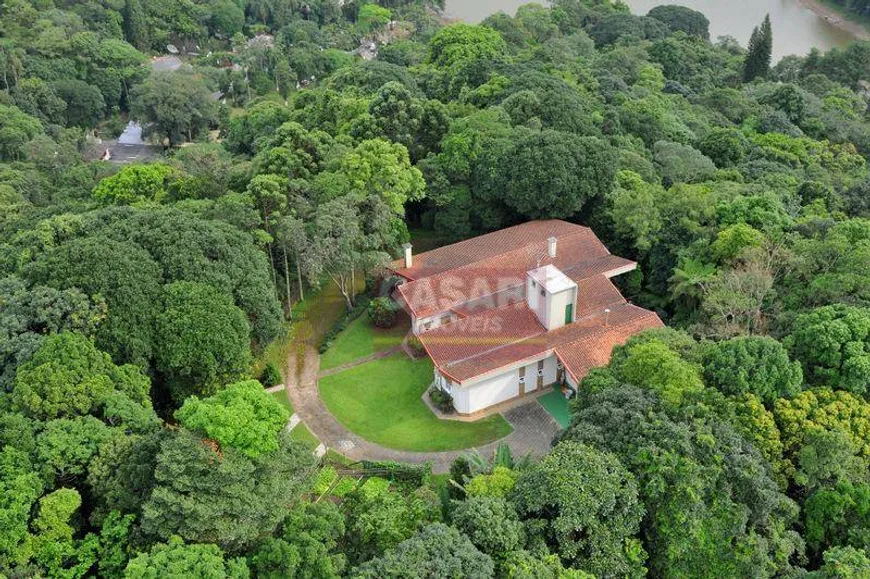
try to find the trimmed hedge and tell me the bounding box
[360,460,432,486]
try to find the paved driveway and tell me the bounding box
[285,346,563,473]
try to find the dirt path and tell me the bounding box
[284,345,560,473]
[798,0,870,40]
[316,346,402,378]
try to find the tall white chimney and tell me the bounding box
[403,243,413,268]
[547,237,558,259]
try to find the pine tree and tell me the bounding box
[744,14,773,82]
[123,0,149,52]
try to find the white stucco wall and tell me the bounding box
[565,371,579,390]
[543,355,558,384]
[454,369,519,414]
[441,354,563,415]
[547,287,577,331]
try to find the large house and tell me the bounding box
[389,220,664,417]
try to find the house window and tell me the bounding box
[540,289,545,297]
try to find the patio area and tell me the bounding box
[537,386,572,428]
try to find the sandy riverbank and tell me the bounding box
[798,0,870,41]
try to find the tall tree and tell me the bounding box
[175,380,289,459]
[140,429,314,551]
[511,442,646,576]
[131,72,218,147]
[123,0,150,50]
[305,199,389,311]
[353,524,493,579]
[744,14,772,82]
[124,536,249,578]
[274,215,308,315]
[12,332,153,424]
[153,281,251,405]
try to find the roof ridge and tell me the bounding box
[439,307,546,369]
[442,302,638,371]
[409,225,594,282]
[555,306,660,352]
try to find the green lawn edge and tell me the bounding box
[320,314,410,371]
[319,353,512,452]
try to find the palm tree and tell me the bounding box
[669,257,717,306]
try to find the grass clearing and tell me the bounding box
[253,319,293,380]
[254,276,364,380]
[270,389,293,414]
[320,314,409,371]
[289,422,319,451]
[324,450,352,466]
[319,353,512,452]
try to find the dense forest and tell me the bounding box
[830,0,870,19]
[5,0,870,576]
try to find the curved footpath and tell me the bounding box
[284,345,561,473]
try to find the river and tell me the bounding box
[443,0,858,60]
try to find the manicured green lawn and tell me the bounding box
[320,315,410,371]
[319,354,512,452]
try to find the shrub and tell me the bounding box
[332,477,358,498]
[408,335,427,357]
[429,388,455,414]
[313,466,339,496]
[259,361,282,387]
[360,460,432,486]
[368,297,398,329]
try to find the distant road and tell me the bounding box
[86,121,161,164]
[798,0,870,41]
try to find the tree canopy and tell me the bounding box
[5,0,870,575]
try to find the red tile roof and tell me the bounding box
[391,220,592,281]
[393,222,635,319]
[555,314,665,385]
[420,302,546,371]
[402,220,664,385]
[420,301,662,384]
[575,276,627,318]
